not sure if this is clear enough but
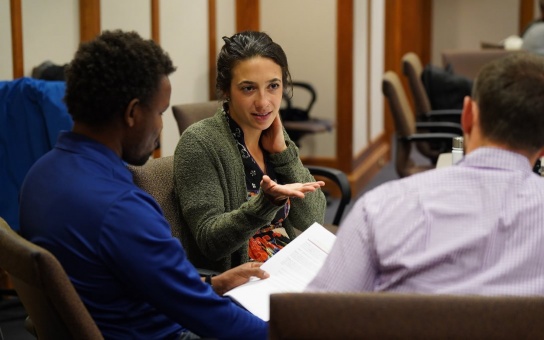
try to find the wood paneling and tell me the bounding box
[208,0,217,100]
[336,0,354,173]
[79,0,100,43]
[519,0,536,34]
[151,0,161,158]
[236,0,259,32]
[384,0,431,139]
[10,0,23,79]
[151,0,160,43]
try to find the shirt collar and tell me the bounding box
[55,131,132,181]
[461,147,534,174]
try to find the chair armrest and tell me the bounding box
[305,165,352,226]
[401,132,460,143]
[416,121,463,135]
[423,109,462,124]
[197,268,221,277]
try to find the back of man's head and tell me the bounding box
[64,30,176,128]
[473,53,544,153]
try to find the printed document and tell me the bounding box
[224,222,336,321]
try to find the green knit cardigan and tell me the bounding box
[173,109,327,272]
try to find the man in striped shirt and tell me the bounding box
[308,53,544,295]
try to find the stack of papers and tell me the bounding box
[224,222,336,321]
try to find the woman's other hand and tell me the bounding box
[260,114,287,154]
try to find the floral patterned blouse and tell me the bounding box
[224,108,291,262]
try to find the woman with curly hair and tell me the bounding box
[174,31,327,272]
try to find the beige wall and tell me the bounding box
[431,0,522,66]
[5,0,526,162]
[260,0,337,158]
[0,0,13,80]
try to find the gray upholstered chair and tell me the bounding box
[0,217,103,340]
[269,292,544,340]
[171,101,220,136]
[128,156,182,239]
[382,71,461,176]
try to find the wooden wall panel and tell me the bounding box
[151,0,161,158]
[384,0,431,139]
[79,0,100,43]
[236,0,259,32]
[336,0,354,173]
[10,0,23,79]
[151,0,160,43]
[208,0,217,100]
[519,0,536,34]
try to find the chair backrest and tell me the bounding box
[0,217,103,340]
[127,156,182,239]
[171,101,219,135]
[401,52,432,116]
[305,165,351,227]
[269,292,544,340]
[382,71,416,138]
[382,71,436,178]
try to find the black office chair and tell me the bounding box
[382,71,461,177]
[401,52,463,124]
[280,82,333,146]
[305,165,351,227]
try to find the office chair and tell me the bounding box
[171,101,352,228]
[269,292,544,340]
[382,71,461,177]
[280,81,334,146]
[0,217,103,340]
[171,101,220,136]
[401,52,462,123]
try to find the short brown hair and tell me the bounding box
[473,52,544,152]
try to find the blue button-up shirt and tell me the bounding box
[19,131,267,339]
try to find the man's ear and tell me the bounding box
[124,98,140,127]
[461,96,476,134]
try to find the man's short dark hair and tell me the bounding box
[473,52,544,152]
[64,30,176,127]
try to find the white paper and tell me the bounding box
[224,222,336,321]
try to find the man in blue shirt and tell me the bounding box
[19,30,268,339]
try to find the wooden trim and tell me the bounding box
[519,0,535,35]
[299,156,337,168]
[79,0,100,43]
[208,0,217,100]
[348,133,390,197]
[383,0,399,141]
[366,0,372,144]
[352,131,387,169]
[336,0,354,173]
[151,0,160,43]
[10,0,23,79]
[384,0,432,146]
[420,0,432,64]
[151,0,161,158]
[236,0,259,32]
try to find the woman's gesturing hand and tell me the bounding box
[260,175,325,206]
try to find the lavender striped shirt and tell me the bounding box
[307,148,544,295]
